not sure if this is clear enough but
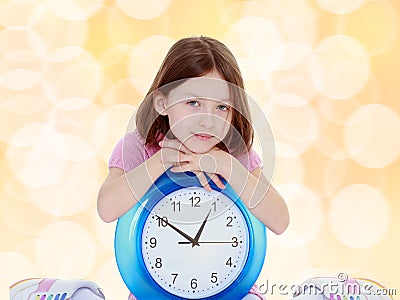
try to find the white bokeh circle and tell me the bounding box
[99,44,132,69]
[50,133,95,162]
[276,0,319,46]
[34,221,97,277]
[328,184,390,248]
[310,34,370,100]
[275,183,323,248]
[0,94,50,143]
[29,6,89,53]
[0,0,41,28]
[44,47,104,102]
[268,43,312,72]
[26,159,102,216]
[92,104,136,163]
[0,252,37,297]
[273,142,305,186]
[48,97,102,150]
[49,0,105,21]
[102,78,143,106]
[128,35,175,96]
[225,16,283,81]
[116,0,172,20]
[0,27,48,63]
[315,135,348,161]
[318,96,365,126]
[0,68,40,91]
[264,96,320,155]
[315,0,366,14]
[0,181,50,236]
[266,63,319,104]
[345,104,400,168]
[6,123,66,188]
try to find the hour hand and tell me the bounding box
[156,215,199,246]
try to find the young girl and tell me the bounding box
[97,36,290,300]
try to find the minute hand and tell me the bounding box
[178,241,233,245]
[156,215,199,246]
[192,209,212,247]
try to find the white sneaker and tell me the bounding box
[10,278,105,300]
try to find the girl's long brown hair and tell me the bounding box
[135,36,254,156]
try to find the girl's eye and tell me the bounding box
[187,100,199,107]
[217,105,229,112]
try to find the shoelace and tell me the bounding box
[35,293,67,300]
[330,294,362,300]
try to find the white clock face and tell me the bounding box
[141,187,250,299]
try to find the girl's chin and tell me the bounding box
[184,140,216,154]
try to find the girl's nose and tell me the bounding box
[198,113,215,129]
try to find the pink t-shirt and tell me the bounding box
[109,129,265,300]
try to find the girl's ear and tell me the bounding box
[153,91,168,116]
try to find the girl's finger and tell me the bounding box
[159,139,189,153]
[170,163,193,173]
[207,172,225,190]
[161,154,189,163]
[195,172,212,191]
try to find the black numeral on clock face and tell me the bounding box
[232,236,239,247]
[210,272,218,283]
[191,278,198,289]
[226,257,232,267]
[189,196,201,207]
[149,237,157,248]
[157,216,168,227]
[212,201,217,212]
[155,257,163,268]
[226,216,233,227]
[171,201,181,212]
[171,273,178,284]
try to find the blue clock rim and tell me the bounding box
[114,169,267,300]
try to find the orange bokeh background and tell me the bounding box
[1,0,399,299]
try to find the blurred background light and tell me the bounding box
[1,0,399,298]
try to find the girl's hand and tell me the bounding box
[159,140,229,191]
[158,139,187,170]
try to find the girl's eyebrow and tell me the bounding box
[181,93,231,103]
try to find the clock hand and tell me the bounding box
[178,241,233,245]
[156,215,199,246]
[192,209,212,247]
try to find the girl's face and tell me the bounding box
[156,71,232,154]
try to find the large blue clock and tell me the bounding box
[115,168,267,299]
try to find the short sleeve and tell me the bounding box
[235,148,262,173]
[108,130,146,172]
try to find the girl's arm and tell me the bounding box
[221,158,290,235]
[97,150,165,223]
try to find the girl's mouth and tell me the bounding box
[193,133,213,141]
